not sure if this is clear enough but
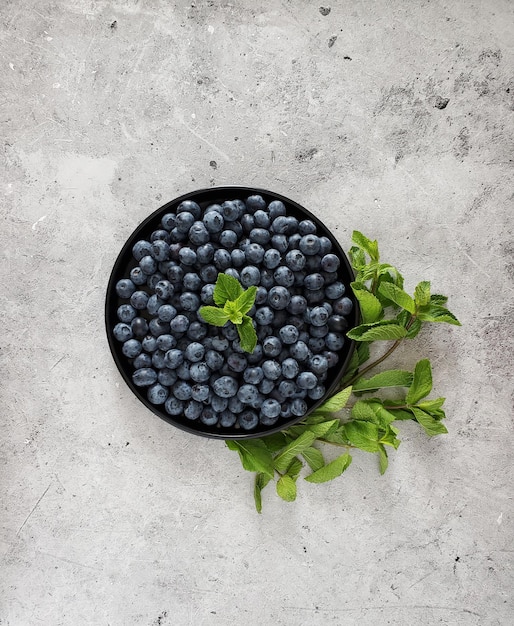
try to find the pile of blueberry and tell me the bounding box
[111,195,354,431]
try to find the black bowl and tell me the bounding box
[105,186,359,439]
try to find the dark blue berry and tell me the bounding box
[116,279,136,299]
[188,221,210,245]
[184,400,203,420]
[333,297,353,316]
[165,396,185,415]
[268,286,290,310]
[131,317,148,338]
[132,368,158,387]
[130,266,147,286]
[177,200,201,219]
[281,357,299,379]
[122,339,142,358]
[147,383,169,405]
[238,410,259,430]
[117,304,137,323]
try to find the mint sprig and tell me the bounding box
[199,273,258,353]
[224,230,461,512]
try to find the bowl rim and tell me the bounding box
[105,185,359,440]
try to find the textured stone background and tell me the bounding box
[1,1,513,624]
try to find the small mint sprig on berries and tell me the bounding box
[224,231,461,513]
[199,273,258,353]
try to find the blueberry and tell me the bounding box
[271,234,288,253]
[256,324,272,341]
[325,333,345,351]
[146,272,166,291]
[150,229,169,243]
[297,371,318,390]
[142,335,158,352]
[220,410,237,427]
[290,398,308,417]
[324,283,344,301]
[203,210,224,233]
[175,362,189,381]
[212,249,231,271]
[285,250,306,271]
[268,199,286,218]
[247,344,264,364]
[299,219,317,235]
[184,400,203,420]
[199,265,218,283]
[175,211,195,234]
[262,360,282,380]
[308,337,325,353]
[310,324,329,338]
[255,286,268,305]
[259,269,275,289]
[152,349,167,368]
[165,396,185,416]
[199,408,219,426]
[333,297,353,316]
[133,353,152,369]
[281,357,300,379]
[305,288,325,304]
[177,200,201,219]
[128,291,148,310]
[231,248,246,267]
[169,227,187,243]
[227,352,247,372]
[289,341,310,362]
[268,286,290,310]
[211,395,228,413]
[326,315,347,333]
[211,336,229,352]
[259,378,275,395]
[221,200,241,221]
[190,384,209,402]
[249,228,271,245]
[122,339,142,358]
[189,362,211,382]
[139,255,158,275]
[271,215,289,234]
[308,384,326,400]
[200,284,215,305]
[164,349,183,369]
[203,350,222,372]
[196,244,215,266]
[262,336,282,357]
[161,213,177,231]
[131,317,149,338]
[245,195,266,212]
[179,246,197,266]
[117,304,137,323]
[279,325,299,345]
[237,384,260,404]
[158,368,177,386]
[147,383,169,405]
[209,375,237,398]
[309,355,329,375]
[243,243,264,264]
[304,273,324,290]
[287,233,302,250]
[132,240,154,261]
[170,315,189,333]
[272,309,289,327]
[187,321,207,341]
[255,307,274,326]
[173,380,193,400]
[167,265,184,284]
[132,368,158,387]
[151,239,170,262]
[240,213,255,233]
[239,410,259,430]
[219,230,238,248]
[240,266,261,287]
[273,266,295,288]
[252,209,270,228]
[130,266,147,285]
[261,397,281,417]
[277,380,295,398]
[116,279,136,299]
[319,253,340,273]
[299,234,321,255]
[145,295,163,317]
[222,324,239,341]
[183,342,204,363]
[280,403,293,419]
[310,306,329,327]
[188,221,210,245]
[243,367,264,385]
[180,292,200,312]
[263,248,281,270]
[286,295,307,315]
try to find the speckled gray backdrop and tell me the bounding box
[1,1,513,625]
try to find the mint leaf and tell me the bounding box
[417,397,445,412]
[351,399,381,422]
[344,421,380,452]
[274,431,316,473]
[353,370,413,392]
[405,318,422,339]
[347,322,408,342]
[225,440,274,478]
[414,281,431,307]
[410,407,448,436]
[286,419,340,440]
[213,273,244,306]
[314,387,353,413]
[379,424,401,449]
[237,315,257,353]
[234,286,257,315]
[223,300,243,324]
[305,453,352,483]
[417,304,461,326]
[351,282,383,324]
[276,475,297,501]
[406,359,433,404]
[352,231,379,261]
[261,432,288,453]
[285,457,303,481]
[430,294,448,305]
[349,246,367,271]
[302,447,325,472]
[378,445,388,474]
[254,472,272,513]
[378,282,416,314]
[199,306,230,326]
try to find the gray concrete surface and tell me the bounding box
[1,1,513,624]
